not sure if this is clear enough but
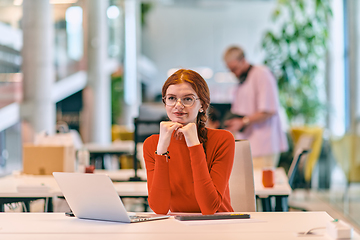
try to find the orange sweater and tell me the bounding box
[143,128,235,215]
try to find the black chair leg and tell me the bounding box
[275,196,288,212]
[45,197,53,212]
[261,197,272,212]
[22,201,31,212]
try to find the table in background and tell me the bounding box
[254,168,292,212]
[0,168,290,213]
[0,173,148,212]
[84,141,134,169]
[94,169,147,182]
[94,169,148,210]
[0,212,358,240]
[99,168,292,212]
[0,174,59,212]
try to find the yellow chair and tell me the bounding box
[111,125,133,141]
[290,126,323,183]
[331,134,360,183]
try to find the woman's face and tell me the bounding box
[164,82,202,125]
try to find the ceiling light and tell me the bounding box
[13,0,23,6]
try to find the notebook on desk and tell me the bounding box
[53,172,169,223]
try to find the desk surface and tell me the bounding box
[0,212,358,239]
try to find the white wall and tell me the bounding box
[141,1,276,101]
[328,0,345,137]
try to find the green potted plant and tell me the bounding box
[111,69,124,125]
[262,0,332,125]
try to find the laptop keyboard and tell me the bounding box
[129,215,150,222]
[128,214,169,222]
[129,215,147,219]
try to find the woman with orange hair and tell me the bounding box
[143,69,235,215]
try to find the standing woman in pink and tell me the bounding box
[143,69,235,215]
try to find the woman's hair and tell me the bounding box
[162,69,210,148]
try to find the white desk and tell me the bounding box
[96,168,291,195]
[84,141,134,154]
[0,174,60,212]
[97,167,292,212]
[254,168,292,212]
[94,169,147,182]
[84,141,134,169]
[0,212,358,240]
[0,167,290,212]
[0,173,148,212]
[0,173,148,197]
[254,168,292,197]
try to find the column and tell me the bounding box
[327,0,345,136]
[346,0,359,133]
[123,0,142,129]
[22,0,55,136]
[87,0,111,144]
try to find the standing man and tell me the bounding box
[223,45,288,169]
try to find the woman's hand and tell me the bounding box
[177,123,200,147]
[156,121,183,154]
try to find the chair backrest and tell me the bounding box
[134,118,162,144]
[288,134,313,188]
[288,149,311,189]
[290,127,322,182]
[137,103,168,142]
[229,140,256,212]
[132,118,163,180]
[331,134,360,183]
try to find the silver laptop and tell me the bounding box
[53,172,169,223]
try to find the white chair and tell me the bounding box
[229,140,256,212]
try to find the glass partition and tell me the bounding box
[0,73,22,108]
[0,75,23,176]
[0,122,22,177]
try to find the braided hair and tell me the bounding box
[162,69,210,151]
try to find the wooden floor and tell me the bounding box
[289,188,360,234]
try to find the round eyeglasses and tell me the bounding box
[162,95,199,107]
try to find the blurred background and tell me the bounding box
[0,0,359,230]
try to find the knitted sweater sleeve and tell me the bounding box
[143,136,171,214]
[190,131,235,215]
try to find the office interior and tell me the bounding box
[0,0,359,233]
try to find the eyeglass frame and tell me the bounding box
[162,95,200,107]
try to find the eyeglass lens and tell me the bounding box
[165,96,195,107]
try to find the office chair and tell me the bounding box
[287,148,311,211]
[288,149,311,189]
[131,117,164,181]
[289,133,314,189]
[229,140,256,212]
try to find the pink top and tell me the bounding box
[231,65,288,157]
